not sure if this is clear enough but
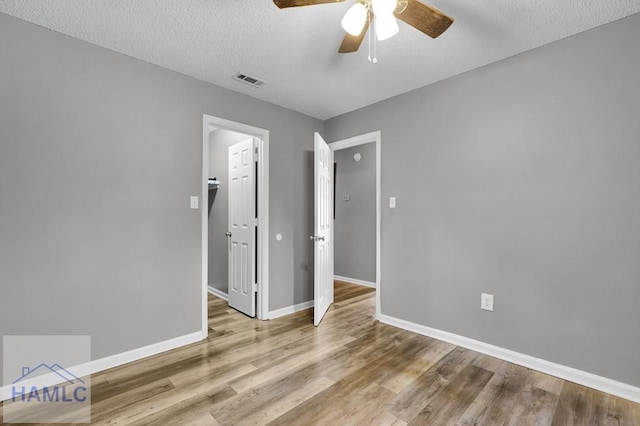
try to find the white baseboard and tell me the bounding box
[1,330,205,402]
[378,314,640,404]
[268,301,313,320]
[208,285,229,301]
[334,275,376,288]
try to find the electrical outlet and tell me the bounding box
[481,293,494,311]
[190,196,199,209]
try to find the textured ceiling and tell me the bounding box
[1,1,639,120]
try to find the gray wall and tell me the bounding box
[0,13,321,370]
[3,8,640,391]
[334,143,376,282]
[325,14,640,387]
[207,129,251,293]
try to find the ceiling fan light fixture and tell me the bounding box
[371,0,397,15]
[341,2,368,36]
[271,0,454,56]
[375,13,399,40]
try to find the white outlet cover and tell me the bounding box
[481,293,494,311]
[389,197,396,209]
[190,196,199,209]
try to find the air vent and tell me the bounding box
[232,72,266,88]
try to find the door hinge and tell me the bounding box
[252,283,258,293]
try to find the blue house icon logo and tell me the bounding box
[11,363,88,403]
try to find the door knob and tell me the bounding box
[310,235,325,241]
[225,232,232,237]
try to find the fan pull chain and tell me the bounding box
[373,18,378,63]
[368,11,377,64]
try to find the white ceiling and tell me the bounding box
[1,1,639,120]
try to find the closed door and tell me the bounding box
[312,132,334,326]
[228,137,256,317]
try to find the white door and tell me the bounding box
[228,137,257,317]
[312,132,334,326]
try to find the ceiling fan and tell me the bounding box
[273,0,454,54]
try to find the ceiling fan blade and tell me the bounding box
[273,0,344,8]
[394,0,454,38]
[338,12,370,53]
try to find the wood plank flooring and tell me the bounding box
[2,280,639,425]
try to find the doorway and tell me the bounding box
[333,142,376,286]
[329,131,382,318]
[311,130,382,326]
[202,115,269,330]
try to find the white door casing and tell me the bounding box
[313,132,334,326]
[228,137,256,317]
[202,114,269,328]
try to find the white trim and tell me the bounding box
[378,314,640,404]
[207,286,229,301]
[201,120,210,336]
[257,135,270,321]
[202,115,269,321]
[268,301,314,320]
[375,133,381,320]
[329,130,381,320]
[334,275,376,288]
[1,331,203,402]
[330,131,380,150]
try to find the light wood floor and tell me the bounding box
[3,281,639,425]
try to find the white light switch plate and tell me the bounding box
[190,196,199,209]
[389,197,396,209]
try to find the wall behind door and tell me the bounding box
[208,129,251,294]
[334,143,376,283]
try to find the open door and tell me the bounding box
[227,137,257,317]
[312,133,334,326]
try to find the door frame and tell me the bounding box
[202,114,270,329]
[329,130,381,319]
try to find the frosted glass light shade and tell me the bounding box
[341,3,368,36]
[372,0,397,15]
[376,14,399,40]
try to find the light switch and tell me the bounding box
[343,195,351,201]
[389,197,396,209]
[190,196,199,209]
